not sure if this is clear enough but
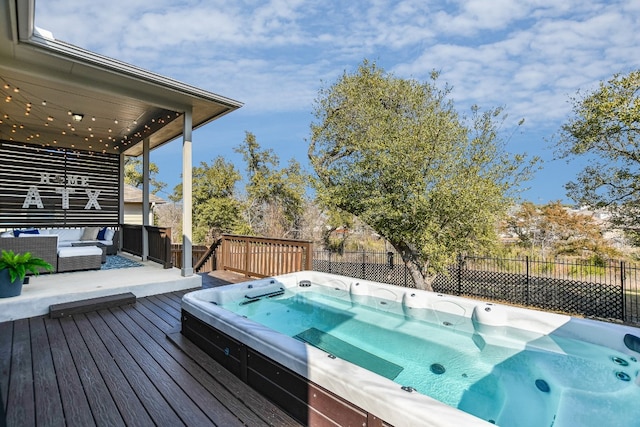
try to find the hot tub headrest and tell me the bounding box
[624,334,640,353]
[245,284,285,300]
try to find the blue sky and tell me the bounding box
[35,0,640,204]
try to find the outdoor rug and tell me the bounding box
[101,255,143,270]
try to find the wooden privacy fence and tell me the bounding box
[218,234,313,278]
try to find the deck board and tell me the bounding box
[59,317,125,426]
[0,287,302,427]
[7,320,35,427]
[73,314,154,427]
[30,318,65,427]
[44,317,96,427]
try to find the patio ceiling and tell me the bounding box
[0,0,242,156]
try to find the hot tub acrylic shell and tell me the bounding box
[181,271,640,427]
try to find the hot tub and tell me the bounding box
[181,271,640,427]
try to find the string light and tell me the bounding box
[1,76,180,152]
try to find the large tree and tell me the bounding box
[172,157,248,244]
[503,201,616,259]
[124,156,166,195]
[558,70,640,243]
[235,132,307,238]
[309,60,535,290]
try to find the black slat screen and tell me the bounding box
[0,140,120,227]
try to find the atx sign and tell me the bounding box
[22,172,101,210]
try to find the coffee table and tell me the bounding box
[72,242,107,263]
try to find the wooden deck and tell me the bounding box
[0,283,302,426]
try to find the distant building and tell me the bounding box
[124,185,166,225]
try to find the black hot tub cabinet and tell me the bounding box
[181,310,390,426]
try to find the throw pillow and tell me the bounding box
[81,226,100,241]
[14,229,39,237]
[97,227,107,240]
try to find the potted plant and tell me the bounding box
[0,249,53,298]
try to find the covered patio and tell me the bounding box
[0,0,242,280]
[0,2,304,426]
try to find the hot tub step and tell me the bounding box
[49,292,136,318]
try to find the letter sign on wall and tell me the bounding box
[0,140,120,227]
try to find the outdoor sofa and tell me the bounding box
[0,227,119,273]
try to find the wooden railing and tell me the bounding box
[121,224,172,268]
[171,244,211,270]
[218,234,313,278]
[193,239,222,273]
[170,234,313,277]
[121,224,142,256]
[147,226,172,268]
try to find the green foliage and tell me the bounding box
[308,60,536,290]
[587,253,607,268]
[173,157,248,244]
[0,250,53,282]
[568,261,607,278]
[235,132,307,238]
[503,201,621,260]
[532,260,556,275]
[320,209,355,251]
[558,70,640,243]
[124,156,167,195]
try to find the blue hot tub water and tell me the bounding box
[218,284,640,427]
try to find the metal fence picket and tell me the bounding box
[312,250,639,325]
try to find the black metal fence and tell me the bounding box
[312,251,640,325]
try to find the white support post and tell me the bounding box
[142,137,150,261]
[118,152,125,252]
[182,108,193,276]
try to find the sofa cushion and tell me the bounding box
[50,228,84,242]
[1,231,14,238]
[57,246,102,257]
[81,227,101,241]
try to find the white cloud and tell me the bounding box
[31,0,640,202]
[35,0,640,127]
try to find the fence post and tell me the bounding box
[328,251,332,274]
[244,237,250,277]
[404,261,408,287]
[457,254,463,295]
[361,251,366,279]
[621,261,626,322]
[525,256,530,306]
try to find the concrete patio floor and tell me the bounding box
[0,254,202,322]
